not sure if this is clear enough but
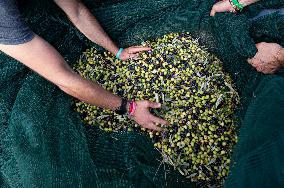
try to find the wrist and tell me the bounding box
[126,101,130,114]
[128,100,137,117]
[113,47,120,56]
[115,48,124,60]
[239,0,258,7]
[277,48,284,67]
[115,98,128,115]
[114,98,136,116]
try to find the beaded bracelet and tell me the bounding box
[228,0,238,13]
[128,101,137,116]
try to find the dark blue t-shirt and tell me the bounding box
[0,0,34,45]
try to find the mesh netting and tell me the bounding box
[1,0,284,187]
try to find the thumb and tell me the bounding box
[128,47,152,54]
[129,53,139,59]
[255,43,261,48]
[255,42,265,49]
[247,58,253,65]
[210,8,216,16]
[146,101,161,109]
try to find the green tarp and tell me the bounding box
[1,0,284,187]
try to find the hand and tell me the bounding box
[132,100,169,131]
[247,42,283,74]
[119,46,151,61]
[210,0,232,16]
[210,0,257,16]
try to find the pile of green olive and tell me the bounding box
[74,33,239,186]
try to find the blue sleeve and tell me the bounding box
[0,0,35,45]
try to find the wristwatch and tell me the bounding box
[115,98,128,115]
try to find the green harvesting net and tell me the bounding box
[74,33,239,186]
[1,0,284,188]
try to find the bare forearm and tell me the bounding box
[0,35,121,110]
[239,0,261,6]
[73,5,119,54]
[56,0,119,55]
[58,72,121,110]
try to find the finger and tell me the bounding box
[210,8,216,16]
[145,122,162,131]
[150,115,169,126]
[131,45,152,49]
[249,61,258,69]
[264,65,277,71]
[271,68,279,74]
[146,101,161,109]
[267,61,280,69]
[261,62,278,70]
[262,67,276,74]
[256,66,263,72]
[247,58,253,65]
[128,53,139,59]
[255,42,264,48]
[128,47,152,54]
[260,67,270,74]
[262,70,273,74]
[250,58,262,68]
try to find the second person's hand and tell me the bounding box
[210,0,258,16]
[247,42,283,74]
[210,0,232,16]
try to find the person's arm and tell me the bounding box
[210,0,261,16]
[0,35,168,130]
[55,0,118,55]
[1,35,121,108]
[239,0,261,6]
[54,0,150,60]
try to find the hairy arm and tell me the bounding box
[0,35,168,130]
[0,35,122,110]
[54,0,119,55]
[54,0,151,60]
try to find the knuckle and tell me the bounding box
[259,42,266,47]
[145,101,150,106]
